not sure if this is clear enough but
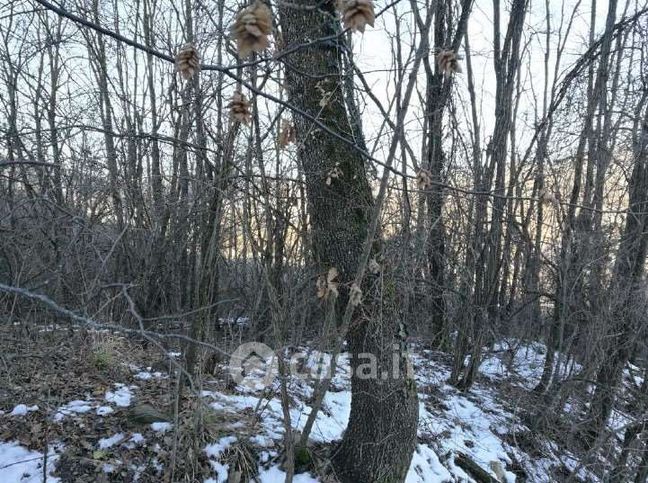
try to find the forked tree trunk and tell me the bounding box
[278,2,418,481]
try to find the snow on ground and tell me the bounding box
[52,400,94,421]
[205,436,237,482]
[480,339,583,390]
[417,388,516,480]
[0,338,612,482]
[96,405,114,416]
[0,442,60,482]
[134,370,166,380]
[0,365,149,480]
[197,348,527,482]
[51,388,135,422]
[481,341,547,386]
[200,342,603,482]
[98,433,126,449]
[9,404,39,416]
[257,465,319,483]
[105,384,134,407]
[406,444,454,482]
[151,422,172,432]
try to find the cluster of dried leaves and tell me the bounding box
[316,267,339,300]
[368,257,381,274]
[436,49,462,75]
[326,163,343,186]
[175,43,200,80]
[337,0,375,33]
[315,80,336,108]
[349,283,363,306]
[229,91,252,124]
[315,268,364,306]
[278,119,296,148]
[174,0,380,154]
[417,169,434,190]
[232,0,273,58]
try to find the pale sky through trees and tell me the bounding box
[1,0,648,481]
[355,0,611,166]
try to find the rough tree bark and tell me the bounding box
[421,0,449,349]
[278,2,418,481]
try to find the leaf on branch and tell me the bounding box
[315,80,335,108]
[539,189,559,207]
[326,164,343,186]
[436,49,462,75]
[337,0,375,33]
[232,1,273,58]
[317,267,339,299]
[273,30,285,55]
[278,119,296,148]
[229,91,252,125]
[175,43,200,80]
[319,93,334,108]
[368,258,381,274]
[349,282,362,306]
[416,169,433,190]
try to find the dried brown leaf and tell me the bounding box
[175,43,200,80]
[436,49,462,75]
[233,1,273,58]
[229,91,252,125]
[337,0,375,33]
[416,169,433,190]
[349,283,362,306]
[278,120,296,148]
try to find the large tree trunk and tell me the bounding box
[421,0,449,349]
[417,0,473,349]
[278,2,418,481]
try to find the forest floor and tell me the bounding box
[0,320,634,482]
